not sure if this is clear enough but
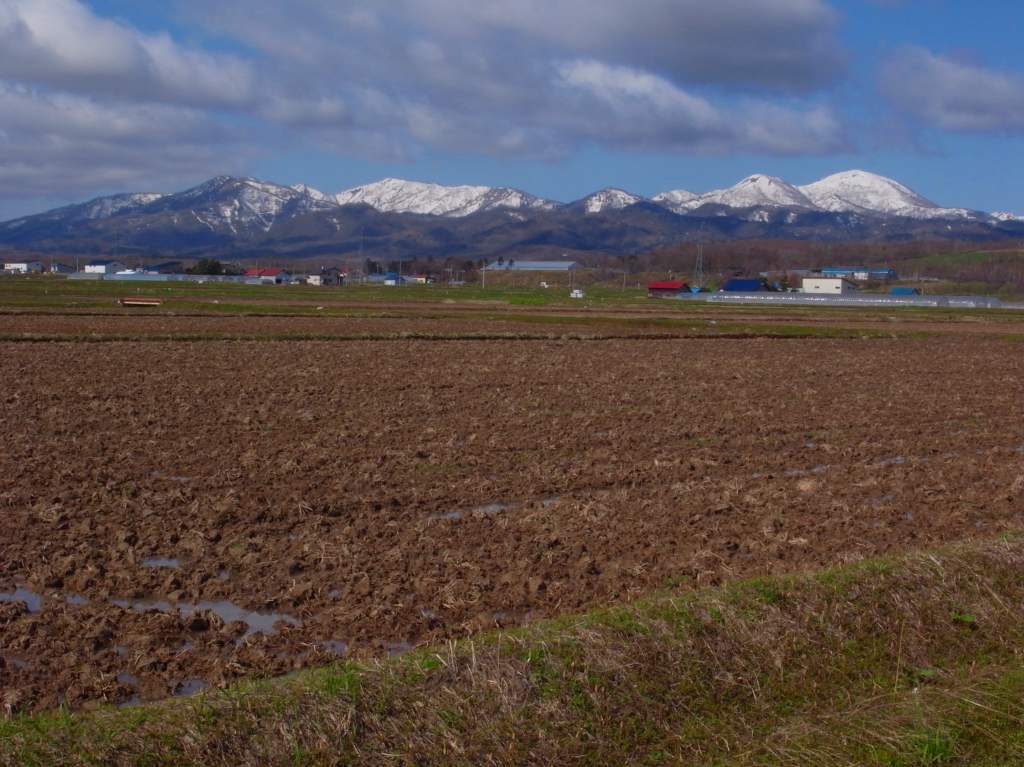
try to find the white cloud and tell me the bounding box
[0,82,247,196]
[0,0,852,211]
[182,0,848,158]
[881,47,1024,132]
[0,0,256,108]
[554,60,845,154]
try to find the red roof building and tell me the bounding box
[647,279,689,297]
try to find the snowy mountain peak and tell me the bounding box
[578,187,644,214]
[796,169,983,220]
[799,170,936,215]
[698,174,815,209]
[290,183,331,202]
[332,178,555,217]
[79,192,164,220]
[651,188,698,214]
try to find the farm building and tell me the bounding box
[482,260,578,271]
[3,259,43,273]
[145,261,184,274]
[308,267,344,286]
[84,259,126,274]
[49,263,75,274]
[802,277,857,295]
[820,267,897,281]
[647,280,689,298]
[721,278,769,292]
[244,268,291,284]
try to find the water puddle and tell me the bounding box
[328,589,342,599]
[142,557,181,569]
[874,456,906,468]
[783,464,829,478]
[3,655,30,670]
[118,694,141,708]
[116,672,139,686]
[321,640,348,655]
[216,570,230,582]
[112,598,300,637]
[865,494,896,509]
[0,587,43,613]
[65,594,89,605]
[434,495,562,521]
[174,679,208,697]
[385,641,413,655]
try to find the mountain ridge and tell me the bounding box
[1,171,1021,259]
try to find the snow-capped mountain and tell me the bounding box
[694,174,816,210]
[1,192,165,230]
[77,193,165,220]
[1,171,1018,258]
[797,170,984,221]
[332,178,557,217]
[650,189,698,214]
[150,176,339,233]
[575,187,645,214]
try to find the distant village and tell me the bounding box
[0,255,1015,309]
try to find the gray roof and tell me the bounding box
[483,260,578,271]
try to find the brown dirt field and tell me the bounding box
[2,335,1023,712]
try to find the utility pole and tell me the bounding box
[694,243,705,289]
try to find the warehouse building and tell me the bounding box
[3,259,43,273]
[482,260,578,271]
[647,279,689,298]
[84,259,126,274]
[819,267,897,281]
[802,277,857,295]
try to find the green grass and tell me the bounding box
[2,275,1023,318]
[4,535,1024,766]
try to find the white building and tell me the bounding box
[84,259,126,274]
[308,267,344,286]
[3,260,43,273]
[802,277,857,295]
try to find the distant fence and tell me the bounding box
[673,292,1008,309]
[69,273,263,284]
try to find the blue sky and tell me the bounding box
[1,0,1022,218]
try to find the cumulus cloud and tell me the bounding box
[0,83,248,197]
[0,0,256,108]
[881,47,1024,132]
[402,0,845,91]
[0,0,851,212]
[554,60,845,154]
[183,0,848,157]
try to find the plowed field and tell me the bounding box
[2,334,1023,712]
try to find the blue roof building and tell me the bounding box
[820,267,898,280]
[721,278,768,292]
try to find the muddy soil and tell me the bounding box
[2,335,1023,712]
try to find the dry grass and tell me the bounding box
[4,535,1024,766]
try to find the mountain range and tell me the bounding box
[1,171,1021,262]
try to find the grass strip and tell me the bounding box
[4,535,1024,765]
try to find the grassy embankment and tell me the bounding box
[4,535,1024,766]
